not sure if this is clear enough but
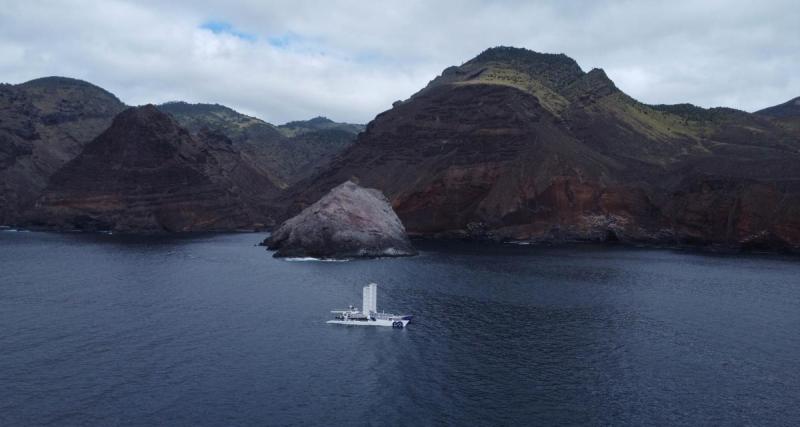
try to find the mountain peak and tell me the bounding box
[159,101,239,116]
[13,76,125,115]
[465,46,584,88]
[468,46,578,68]
[102,105,191,151]
[307,116,333,125]
[586,67,610,79]
[281,116,334,128]
[20,76,102,90]
[756,96,800,118]
[278,116,364,137]
[116,104,175,126]
[562,67,619,99]
[415,46,587,104]
[17,76,123,102]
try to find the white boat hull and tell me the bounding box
[326,318,410,328]
[328,283,411,328]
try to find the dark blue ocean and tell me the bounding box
[1,231,799,426]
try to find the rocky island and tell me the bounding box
[263,181,416,258]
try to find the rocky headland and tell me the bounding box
[280,47,800,253]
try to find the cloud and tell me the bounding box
[0,0,798,123]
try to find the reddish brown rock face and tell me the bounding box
[30,105,281,232]
[282,47,800,252]
[157,103,360,188]
[0,77,126,224]
[1,78,361,230]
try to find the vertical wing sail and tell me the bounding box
[362,283,377,315]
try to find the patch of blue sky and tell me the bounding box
[267,32,335,58]
[267,32,302,49]
[200,21,256,42]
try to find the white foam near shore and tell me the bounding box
[284,257,350,262]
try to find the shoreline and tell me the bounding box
[3,225,799,258]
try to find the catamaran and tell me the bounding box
[327,283,412,328]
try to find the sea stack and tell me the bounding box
[264,181,416,258]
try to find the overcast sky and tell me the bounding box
[1,0,798,124]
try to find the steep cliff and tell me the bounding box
[282,47,800,252]
[158,103,359,187]
[30,105,280,232]
[0,77,126,224]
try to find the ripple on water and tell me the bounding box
[0,233,799,425]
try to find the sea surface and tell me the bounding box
[1,231,799,426]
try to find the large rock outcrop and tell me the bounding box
[280,46,800,252]
[264,181,416,258]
